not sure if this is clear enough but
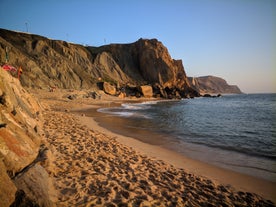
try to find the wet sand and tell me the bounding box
[38,90,275,206]
[79,106,276,202]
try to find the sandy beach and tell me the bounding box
[37,89,275,206]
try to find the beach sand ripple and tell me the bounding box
[42,110,275,207]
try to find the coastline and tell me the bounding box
[36,90,275,206]
[77,104,276,203]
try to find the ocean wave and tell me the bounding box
[97,106,151,118]
[94,94,276,182]
[121,103,151,110]
[121,100,162,110]
[98,100,164,118]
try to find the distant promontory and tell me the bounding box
[188,76,242,94]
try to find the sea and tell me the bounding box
[96,93,276,182]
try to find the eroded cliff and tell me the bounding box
[0,29,199,98]
[0,69,56,207]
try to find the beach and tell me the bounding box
[37,89,275,206]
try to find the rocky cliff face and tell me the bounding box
[0,29,199,98]
[0,69,56,207]
[188,76,242,94]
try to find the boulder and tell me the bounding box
[202,93,221,98]
[203,94,212,97]
[139,85,153,98]
[9,190,39,207]
[14,164,57,207]
[103,82,117,96]
[87,91,100,99]
[67,94,78,100]
[118,92,126,98]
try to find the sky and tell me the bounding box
[0,0,275,93]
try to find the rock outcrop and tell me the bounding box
[0,69,56,207]
[102,82,117,96]
[188,76,242,94]
[139,85,153,98]
[0,29,199,99]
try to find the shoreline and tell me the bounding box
[77,105,276,203]
[87,96,276,182]
[35,90,275,205]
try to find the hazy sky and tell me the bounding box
[0,0,275,93]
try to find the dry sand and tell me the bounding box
[37,89,275,207]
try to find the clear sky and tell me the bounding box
[0,0,275,93]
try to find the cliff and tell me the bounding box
[188,76,242,94]
[0,69,56,207]
[0,28,199,98]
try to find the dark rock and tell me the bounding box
[87,91,100,99]
[11,108,17,116]
[10,190,39,207]
[203,94,212,97]
[67,94,77,100]
[33,125,38,133]
[124,84,140,97]
[203,93,222,98]
[0,123,7,128]
[0,91,5,105]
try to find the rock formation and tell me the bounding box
[139,85,153,98]
[0,69,56,207]
[102,82,117,96]
[0,28,199,99]
[188,76,242,94]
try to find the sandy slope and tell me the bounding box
[37,89,275,206]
